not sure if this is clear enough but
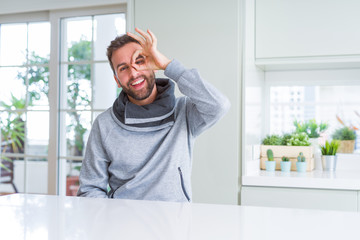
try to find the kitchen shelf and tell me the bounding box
[243,169,360,190]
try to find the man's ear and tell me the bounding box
[114,75,121,88]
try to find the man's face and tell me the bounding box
[111,42,156,103]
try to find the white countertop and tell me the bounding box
[242,169,360,190]
[243,153,360,190]
[1,194,360,240]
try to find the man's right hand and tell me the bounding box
[127,28,171,71]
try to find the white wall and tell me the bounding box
[134,0,241,204]
[243,0,265,177]
[0,0,124,15]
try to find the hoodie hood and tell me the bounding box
[112,78,175,128]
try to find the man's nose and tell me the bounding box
[129,64,139,77]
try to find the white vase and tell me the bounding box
[321,155,337,171]
[309,138,322,171]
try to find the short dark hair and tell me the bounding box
[106,34,140,74]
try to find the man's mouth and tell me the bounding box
[131,78,145,86]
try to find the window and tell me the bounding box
[58,13,126,196]
[0,5,127,195]
[0,21,50,193]
[269,85,360,152]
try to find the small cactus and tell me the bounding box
[267,149,274,161]
[297,152,306,162]
[282,156,290,162]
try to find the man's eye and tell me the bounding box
[135,59,145,65]
[120,66,128,72]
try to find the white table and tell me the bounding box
[0,194,359,240]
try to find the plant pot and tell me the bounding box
[265,161,276,171]
[296,162,307,172]
[337,140,355,153]
[321,155,337,171]
[309,138,322,171]
[280,161,291,172]
[66,176,79,196]
[260,145,314,171]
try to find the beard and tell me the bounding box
[120,71,156,101]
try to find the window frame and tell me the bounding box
[263,68,360,137]
[48,4,128,195]
[0,4,129,195]
[0,13,51,193]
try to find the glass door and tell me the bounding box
[0,21,50,194]
[58,13,126,196]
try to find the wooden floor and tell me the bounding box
[0,192,14,196]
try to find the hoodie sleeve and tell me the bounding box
[77,118,110,198]
[164,59,230,137]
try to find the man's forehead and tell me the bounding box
[113,42,142,62]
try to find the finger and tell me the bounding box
[135,27,153,44]
[134,65,149,71]
[147,29,157,48]
[131,49,144,64]
[127,32,146,45]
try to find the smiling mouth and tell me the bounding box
[131,78,145,86]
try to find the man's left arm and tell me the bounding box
[165,59,230,137]
[127,28,230,136]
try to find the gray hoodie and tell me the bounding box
[77,59,230,202]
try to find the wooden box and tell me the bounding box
[337,140,355,153]
[260,145,314,171]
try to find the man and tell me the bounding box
[77,28,230,202]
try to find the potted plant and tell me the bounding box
[0,95,26,193]
[331,127,356,153]
[280,156,291,172]
[293,119,329,139]
[296,152,307,172]
[265,149,276,171]
[66,165,81,196]
[320,140,340,171]
[294,119,328,170]
[285,132,311,147]
[262,134,283,146]
[260,133,314,171]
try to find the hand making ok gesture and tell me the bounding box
[127,28,171,71]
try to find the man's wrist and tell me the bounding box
[164,59,186,82]
[160,57,171,70]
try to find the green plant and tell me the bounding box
[266,149,274,161]
[0,115,25,154]
[297,152,306,162]
[282,156,290,162]
[0,95,26,172]
[320,140,340,155]
[262,134,283,145]
[17,52,49,105]
[73,165,82,172]
[286,132,311,146]
[0,155,12,172]
[281,133,292,145]
[332,127,356,141]
[294,119,329,138]
[0,96,26,146]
